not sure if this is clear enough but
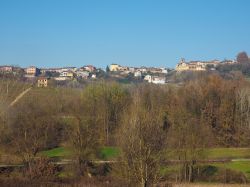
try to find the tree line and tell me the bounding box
[0,75,250,186]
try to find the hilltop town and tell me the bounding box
[175,58,236,71]
[0,64,169,86]
[0,51,250,87]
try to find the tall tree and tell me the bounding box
[115,86,167,187]
[81,83,129,145]
[168,82,209,182]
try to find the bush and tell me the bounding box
[197,165,247,183]
[23,157,60,180]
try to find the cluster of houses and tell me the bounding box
[31,65,98,87]
[109,64,168,84]
[109,64,168,74]
[175,58,236,72]
[0,66,13,72]
[1,57,239,87]
[0,65,98,87]
[0,64,170,86]
[24,65,97,79]
[0,65,23,75]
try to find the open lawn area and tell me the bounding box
[40,147,250,160]
[40,146,120,160]
[40,147,71,158]
[40,146,250,180]
[98,146,120,160]
[206,148,250,159]
[211,161,250,180]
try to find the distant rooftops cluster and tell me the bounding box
[0,64,171,85]
[108,64,168,84]
[175,58,236,72]
[0,53,248,86]
[109,64,168,74]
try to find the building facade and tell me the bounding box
[176,59,206,71]
[26,66,39,76]
[37,77,48,87]
[0,66,13,72]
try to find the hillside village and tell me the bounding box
[0,64,169,86]
[0,52,250,87]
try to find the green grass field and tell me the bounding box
[40,146,120,160]
[40,146,250,179]
[40,147,71,158]
[206,148,250,159]
[211,161,250,179]
[41,147,250,160]
[99,146,120,160]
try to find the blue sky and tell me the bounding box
[0,0,249,68]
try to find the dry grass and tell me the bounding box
[173,184,250,187]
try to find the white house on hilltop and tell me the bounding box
[144,75,166,84]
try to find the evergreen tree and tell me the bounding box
[106,65,110,73]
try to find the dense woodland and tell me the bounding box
[0,73,250,186]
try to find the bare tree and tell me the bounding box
[79,82,129,145]
[115,86,167,187]
[64,88,100,177]
[67,116,99,176]
[167,81,210,182]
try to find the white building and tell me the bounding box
[151,76,166,84]
[160,68,168,74]
[82,65,96,72]
[60,67,77,73]
[134,71,142,77]
[76,71,89,79]
[138,67,147,73]
[144,75,166,84]
[59,71,74,78]
[129,67,136,73]
[54,77,70,81]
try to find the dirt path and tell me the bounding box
[9,87,32,107]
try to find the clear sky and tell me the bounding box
[0,0,249,68]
